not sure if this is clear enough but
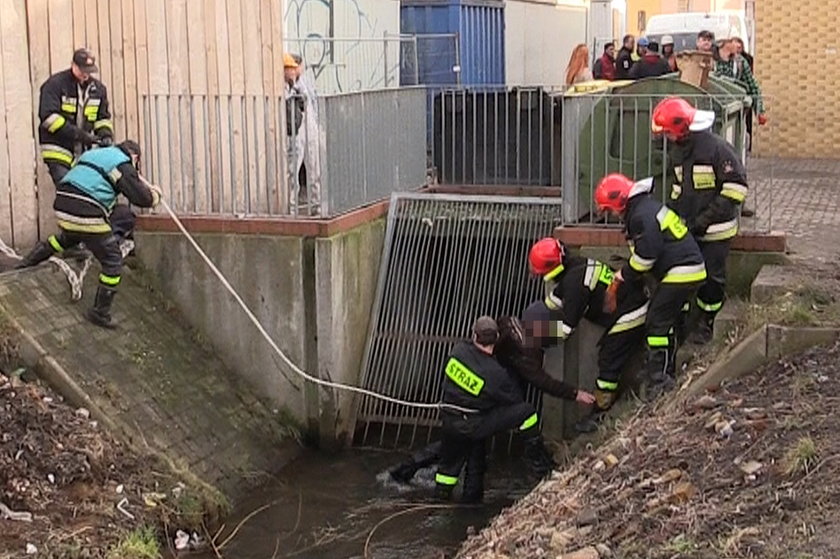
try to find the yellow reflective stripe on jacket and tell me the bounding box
[662,263,707,284]
[99,273,121,286]
[543,263,565,282]
[720,182,748,203]
[47,235,64,252]
[445,357,484,396]
[94,119,113,131]
[699,219,739,242]
[550,321,573,339]
[41,147,73,165]
[84,106,98,121]
[608,302,648,334]
[545,291,563,311]
[435,473,458,486]
[519,413,538,430]
[670,182,682,200]
[656,206,689,239]
[57,219,112,234]
[60,103,77,113]
[692,165,716,189]
[44,113,66,133]
[629,253,655,272]
[647,335,670,347]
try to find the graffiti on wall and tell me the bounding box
[284,0,403,93]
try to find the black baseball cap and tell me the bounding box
[72,48,98,73]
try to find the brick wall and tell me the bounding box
[754,0,840,158]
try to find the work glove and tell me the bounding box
[147,183,163,207]
[603,272,623,314]
[757,113,768,126]
[75,129,99,149]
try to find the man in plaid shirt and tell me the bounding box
[715,38,768,126]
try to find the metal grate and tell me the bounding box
[354,192,564,448]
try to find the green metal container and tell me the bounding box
[560,75,750,223]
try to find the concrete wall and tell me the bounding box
[136,233,310,421]
[136,220,387,446]
[505,0,588,87]
[313,219,386,447]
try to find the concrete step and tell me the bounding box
[750,264,800,304]
[0,264,299,497]
[714,303,740,343]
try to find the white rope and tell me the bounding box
[0,236,90,301]
[156,197,475,415]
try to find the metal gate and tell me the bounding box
[354,192,564,448]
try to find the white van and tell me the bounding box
[644,12,750,53]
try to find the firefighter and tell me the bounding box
[38,48,114,186]
[388,304,596,489]
[527,238,648,431]
[594,174,706,400]
[652,96,749,344]
[434,316,556,503]
[16,141,160,329]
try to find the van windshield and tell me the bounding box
[647,33,705,53]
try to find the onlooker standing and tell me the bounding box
[731,37,757,151]
[283,53,322,216]
[291,54,322,216]
[714,38,767,128]
[696,30,715,53]
[662,35,677,72]
[636,37,650,58]
[629,41,671,79]
[565,44,594,86]
[615,35,636,79]
[38,48,114,187]
[593,43,617,80]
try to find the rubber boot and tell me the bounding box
[575,389,617,434]
[388,441,442,484]
[644,349,675,402]
[86,285,118,329]
[523,434,556,477]
[15,241,55,269]
[433,482,454,502]
[461,442,486,504]
[687,312,715,346]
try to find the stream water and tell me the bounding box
[194,448,535,559]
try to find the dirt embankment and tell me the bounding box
[458,343,840,559]
[0,370,222,559]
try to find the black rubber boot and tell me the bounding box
[461,442,486,504]
[86,285,118,329]
[388,441,442,484]
[687,312,715,345]
[433,483,454,502]
[644,349,676,402]
[523,434,556,477]
[15,241,55,269]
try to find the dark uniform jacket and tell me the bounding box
[622,183,706,285]
[39,70,113,167]
[628,54,672,79]
[55,146,155,234]
[494,317,578,401]
[665,130,749,243]
[441,341,521,413]
[615,47,635,79]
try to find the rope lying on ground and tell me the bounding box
[156,196,475,415]
[0,236,90,301]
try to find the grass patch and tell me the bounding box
[783,436,818,476]
[107,526,160,559]
[665,534,696,553]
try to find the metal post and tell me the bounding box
[383,32,390,88]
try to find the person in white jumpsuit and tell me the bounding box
[285,54,322,216]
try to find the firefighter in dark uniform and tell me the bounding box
[527,238,648,430]
[652,97,749,344]
[595,174,707,400]
[387,306,594,495]
[16,141,160,329]
[434,316,556,503]
[39,48,114,186]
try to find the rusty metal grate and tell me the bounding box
[353,192,563,448]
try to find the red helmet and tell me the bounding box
[594,173,635,214]
[528,238,565,276]
[651,97,697,141]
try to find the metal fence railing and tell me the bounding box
[142,88,428,218]
[427,87,772,233]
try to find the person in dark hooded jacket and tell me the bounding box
[629,41,671,79]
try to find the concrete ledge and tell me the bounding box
[554,226,788,253]
[674,325,840,405]
[751,264,801,304]
[137,198,388,238]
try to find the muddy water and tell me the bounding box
[195,449,534,559]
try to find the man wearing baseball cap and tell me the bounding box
[38,48,114,186]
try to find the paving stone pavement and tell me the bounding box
[0,263,299,497]
[748,157,840,266]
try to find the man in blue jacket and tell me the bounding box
[17,141,160,328]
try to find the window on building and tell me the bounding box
[638,10,647,33]
[678,0,691,12]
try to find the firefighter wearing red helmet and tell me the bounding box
[652,96,749,344]
[594,174,706,400]
[527,237,648,429]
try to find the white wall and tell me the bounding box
[505,0,589,87]
[283,0,401,93]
